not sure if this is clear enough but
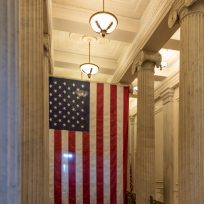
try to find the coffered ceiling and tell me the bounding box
[52,0,180,84]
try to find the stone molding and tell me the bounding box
[160,88,174,105]
[111,0,175,83]
[155,106,163,115]
[155,71,179,101]
[130,71,179,116]
[168,0,204,28]
[132,50,161,74]
[155,180,164,190]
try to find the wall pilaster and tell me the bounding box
[160,88,174,204]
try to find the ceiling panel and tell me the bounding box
[53,0,150,19]
[53,30,129,59]
[51,0,179,84]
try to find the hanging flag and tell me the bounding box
[49,77,129,204]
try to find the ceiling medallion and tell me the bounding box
[89,0,118,37]
[80,38,99,78]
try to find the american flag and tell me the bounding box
[49,77,129,204]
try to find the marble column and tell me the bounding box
[169,1,204,204]
[128,116,136,192]
[134,51,161,204]
[160,88,174,204]
[20,0,49,203]
[0,0,20,203]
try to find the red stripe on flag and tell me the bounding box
[123,87,129,204]
[97,83,104,204]
[54,130,62,204]
[68,131,76,204]
[83,132,90,204]
[110,85,117,204]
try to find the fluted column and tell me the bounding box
[169,1,204,204]
[160,88,174,204]
[20,0,48,203]
[128,116,136,192]
[0,1,20,203]
[134,51,161,204]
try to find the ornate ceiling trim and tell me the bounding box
[110,0,175,83]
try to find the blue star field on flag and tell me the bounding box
[49,77,90,132]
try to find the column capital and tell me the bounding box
[160,88,174,105]
[132,50,161,74]
[168,0,204,28]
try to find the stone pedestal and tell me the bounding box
[134,51,161,204]
[0,1,20,203]
[20,1,49,203]
[169,1,204,204]
[160,88,174,204]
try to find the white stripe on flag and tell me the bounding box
[103,84,110,204]
[76,131,83,204]
[90,83,97,204]
[61,130,68,204]
[49,129,54,204]
[117,86,124,204]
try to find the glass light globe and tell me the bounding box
[80,63,99,78]
[89,11,118,37]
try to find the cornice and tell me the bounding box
[111,0,175,83]
[155,180,164,189]
[154,71,179,101]
[129,71,179,115]
[160,88,174,105]
[155,106,163,115]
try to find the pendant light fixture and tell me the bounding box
[80,41,99,78]
[89,0,118,37]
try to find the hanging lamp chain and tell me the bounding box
[103,0,104,11]
[89,42,90,63]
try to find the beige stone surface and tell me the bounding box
[135,51,161,204]
[169,0,204,204]
[44,34,51,204]
[20,0,49,203]
[128,116,136,192]
[160,88,174,204]
[131,72,181,204]
[0,0,20,203]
